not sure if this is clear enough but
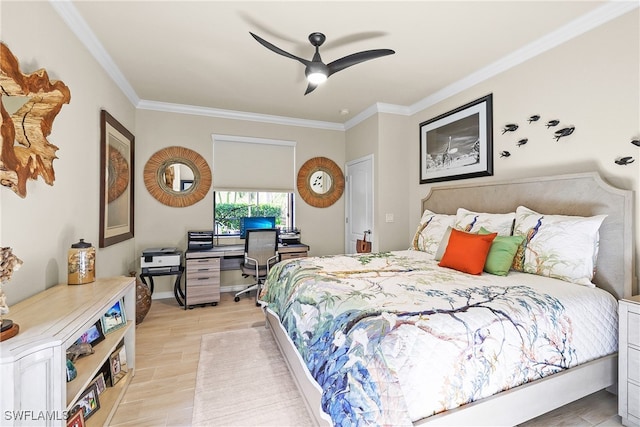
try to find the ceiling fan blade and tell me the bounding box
[327,49,395,76]
[304,82,318,95]
[249,32,310,66]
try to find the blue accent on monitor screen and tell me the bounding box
[239,216,276,239]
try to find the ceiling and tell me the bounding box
[54,1,631,128]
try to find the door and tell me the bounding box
[345,155,374,253]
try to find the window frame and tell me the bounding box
[213,190,294,237]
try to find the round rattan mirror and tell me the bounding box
[143,146,212,207]
[297,157,344,208]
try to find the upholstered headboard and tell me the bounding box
[421,172,633,299]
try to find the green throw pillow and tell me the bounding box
[479,227,524,276]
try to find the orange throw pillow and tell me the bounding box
[438,229,497,275]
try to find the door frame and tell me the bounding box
[344,154,374,253]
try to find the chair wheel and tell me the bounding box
[234,296,240,302]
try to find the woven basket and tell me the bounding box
[130,272,151,324]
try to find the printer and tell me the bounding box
[140,247,182,273]
[279,228,301,245]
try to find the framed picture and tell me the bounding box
[66,408,84,427]
[75,321,105,347]
[97,359,112,387]
[75,383,100,420]
[419,94,493,184]
[88,372,107,395]
[109,345,128,386]
[99,110,135,248]
[180,179,193,191]
[100,299,127,335]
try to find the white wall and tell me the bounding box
[405,10,639,294]
[1,1,136,305]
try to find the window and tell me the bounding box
[214,191,294,237]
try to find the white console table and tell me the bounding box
[0,276,135,426]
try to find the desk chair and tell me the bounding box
[234,228,279,305]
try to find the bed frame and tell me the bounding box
[266,171,634,426]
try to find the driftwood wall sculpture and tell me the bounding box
[0,42,71,198]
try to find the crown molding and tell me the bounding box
[407,0,639,116]
[137,100,344,131]
[50,0,140,106]
[52,0,637,131]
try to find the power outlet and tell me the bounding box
[385,213,394,223]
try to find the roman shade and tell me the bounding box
[212,134,296,192]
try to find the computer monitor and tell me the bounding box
[239,216,276,239]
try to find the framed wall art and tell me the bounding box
[419,94,493,184]
[99,110,135,247]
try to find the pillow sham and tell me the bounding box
[434,226,453,261]
[479,227,524,276]
[454,208,515,236]
[438,229,497,275]
[511,206,606,286]
[411,210,455,256]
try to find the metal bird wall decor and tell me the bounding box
[553,126,575,141]
[502,124,518,134]
[546,120,560,128]
[615,156,635,165]
[631,139,640,147]
[528,115,540,123]
[500,151,511,158]
[517,138,528,147]
[250,31,395,95]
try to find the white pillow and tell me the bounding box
[454,208,515,236]
[411,210,455,257]
[512,206,606,286]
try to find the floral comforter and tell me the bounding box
[259,250,618,426]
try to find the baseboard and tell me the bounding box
[151,291,174,300]
[151,285,253,301]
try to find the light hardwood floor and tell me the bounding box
[110,292,622,426]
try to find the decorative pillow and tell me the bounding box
[511,206,607,286]
[438,229,497,275]
[454,208,515,236]
[411,210,455,257]
[434,226,453,261]
[479,227,524,276]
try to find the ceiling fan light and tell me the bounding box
[306,71,327,84]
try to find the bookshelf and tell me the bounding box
[0,277,135,426]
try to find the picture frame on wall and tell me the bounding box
[180,179,193,191]
[419,94,493,184]
[99,109,135,248]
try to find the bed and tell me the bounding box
[259,172,634,426]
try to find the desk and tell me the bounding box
[192,242,309,261]
[183,243,309,308]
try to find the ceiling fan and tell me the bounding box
[250,31,395,95]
